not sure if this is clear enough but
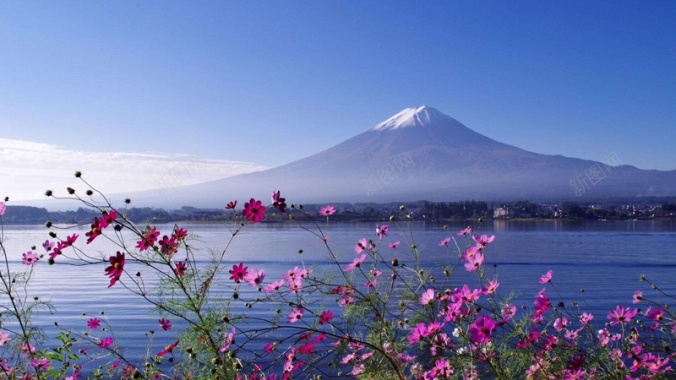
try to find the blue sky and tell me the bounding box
[1,1,675,200]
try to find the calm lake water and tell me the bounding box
[1,220,675,371]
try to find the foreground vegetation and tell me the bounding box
[0,173,673,379]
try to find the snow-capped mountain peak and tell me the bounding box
[373,105,444,131]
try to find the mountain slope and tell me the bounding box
[130,106,676,207]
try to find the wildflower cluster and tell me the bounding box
[0,176,673,379]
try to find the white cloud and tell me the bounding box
[0,138,269,201]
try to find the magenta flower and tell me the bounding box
[244,268,265,287]
[473,234,495,247]
[243,198,266,223]
[319,310,334,325]
[98,337,114,349]
[65,233,78,246]
[633,290,643,304]
[87,318,101,330]
[104,251,126,288]
[607,305,638,325]
[100,210,117,229]
[136,227,160,251]
[388,241,400,249]
[501,304,517,320]
[157,340,179,357]
[439,237,451,246]
[458,226,472,236]
[419,289,435,305]
[319,205,336,216]
[0,332,10,347]
[354,238,369,254]
[220,327,236,352]
[229,263,249,283]
[174,262,187,277]
[344,254,366,272]
[464,251,485,272]
[42,240,55,252]
[579,312,594,325]
[271,191,286,213]
[538,270,553,284]
[376,224,389,240]
[226,200,237,209]
[159,318,172,331]
[469,315,497,344]
[482,279,500,295]
[287,308,304,324]
[22,251,38,266]
[264,279,285,293]
[86,217,102,244]
[30,358,50,370]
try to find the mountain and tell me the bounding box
[126,106,676,208]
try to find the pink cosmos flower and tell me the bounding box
[319,310,334,325]
[452,284,481,304]
[457,226,472,236]
[319,205,336,216]
[220,327,236,352]
[464,251,484,272]
[344,254,366,272]
[469,315,497,344]
[98,337,114,349]
[30,358,50,370]
[264,279,285,293]
[226,200,237,209]
[407,323,430,344]
[473,234,495,247]
[439,237,451,246]
[158,235,178,256]
[0,202,5,216]
[104,251,126,288]
[532,288,552,321]
[0,332,10,347]
[87,318,101,330]
[579,312,594,325]
[553,317,568,332]
[632,290,643,304]
[244,268,265,287]
[354,238,369,254]
[65,233,78,246]
[482,279,500,295]
[538,270,553,284]
[419,289,435,305]
[22,251,38,266]
[263,342,276,354]
[271,191,286,213]
[174,262,187,277]
[86,217,102,244]
[42,240,55,252]
[243,198,266,223]
[157,340,179,357]
[229,263,249,283]
[388,241,400,249]
[645,307,664,322]
[607,305,638,325]
[287,308,304,324]
[100,210,117,229]
[376,224,389,240]
[501,304,517,320]
[159,318,171,331]
[136,227,160,251]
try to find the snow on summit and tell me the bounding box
[373,105,445,131]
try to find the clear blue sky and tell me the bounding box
[1,1,675,179]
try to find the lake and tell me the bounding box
[1,219,675,372]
